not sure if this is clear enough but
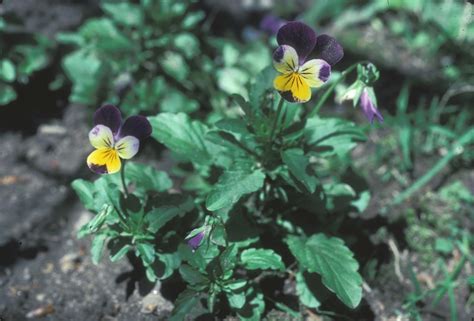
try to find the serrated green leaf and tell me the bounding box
[281,148,318,193]
[304,234,362,308]
[240,248,285,271]
[149,113,211,165]
[206,166,265,211]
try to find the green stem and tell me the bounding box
[120,161,129,198]
[269,96,285,143]
[308,61,367,118]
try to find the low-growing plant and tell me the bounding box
[73,21,386,319]
[0,16,53,105]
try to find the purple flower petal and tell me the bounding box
[277,21,317,63]
[120,115,152,141]
[187,231,205,251]
[360,89,383,124]
[313,34,344,66]
[94,104,122,135]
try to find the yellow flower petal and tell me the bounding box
[87,148,121,174]
[273,73,311,103]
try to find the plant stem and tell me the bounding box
[308,61,367,118]
[120,161,129,198]
[270,96,285,142]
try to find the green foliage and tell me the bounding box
[287,234,363,308]
[0,20,52,105]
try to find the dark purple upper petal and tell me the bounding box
[277,21,317,63]
[313,34,344,66]
[94,104,122,135]
[120,115,152,140]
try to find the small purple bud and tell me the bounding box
[360,89,383,124]
[186,231,205,251]
[260,14,286,36]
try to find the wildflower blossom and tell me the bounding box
[360,88,383,124]
[87,104,152,174]
[273,21,344,103]
[186,231,205,251]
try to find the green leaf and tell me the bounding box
[0,59,16,82]
[102,2,143,26]
[303,234,363,308]
[146,196,194,233]
[149,113,211,165]
[248,66,275,110]
[227,291,246,309]
[286,235,309,267]
[63,49,107,105]
[170,289,200,321]
[179,264,209,285]
[125,162,172,193]
[206,164,265,211]
[136,242,155,266]
[304,116,366,157]
[0,83,17,105]
[78,205,112,238]
[237,288,265,321]
[296,272,321,308]
[281,148,318,193]
[71,179,96,211]
[110,244,132,262]
[351,190,371,213]
[91,234,108,265]
[217,67,249,96]
[155,252,182,280]
[240,248,285,271]
[161,51,189,81]
[78,18,132,52]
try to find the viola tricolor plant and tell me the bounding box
[73,20,385,321]
[87,104,152,174]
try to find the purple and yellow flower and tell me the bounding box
[87,104,152,174]
[272,21,344,103]
[360,88,383,124]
